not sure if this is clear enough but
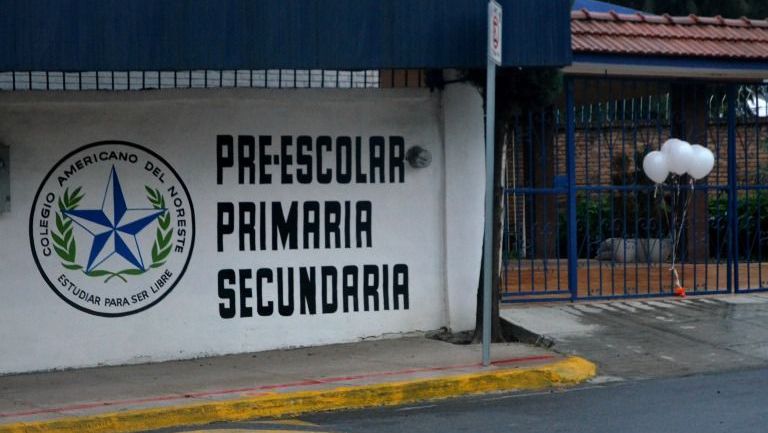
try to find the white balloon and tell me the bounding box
[661,138,684,156]
[688,144,715,180]
[643,150,669,184]
[665,139,694,175]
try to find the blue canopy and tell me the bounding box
[0,0,572,71]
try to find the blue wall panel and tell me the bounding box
[0,0,571,71]
[572,0,639,13]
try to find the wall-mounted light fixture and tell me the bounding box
[406,146,432,169]
[0,144,9,214]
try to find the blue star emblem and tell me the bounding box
[63,166,167,272]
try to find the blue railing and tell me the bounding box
[503,77,768,302]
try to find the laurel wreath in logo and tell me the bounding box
[52,187,84,271]
[145,186,174,270]
[52,186,173,283]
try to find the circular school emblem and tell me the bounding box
[29,141,195,317]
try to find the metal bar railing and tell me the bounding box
[502,77,768,302]
[727,84,738,294]
[566,77,578,301]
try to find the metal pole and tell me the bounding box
[727,84,738,294]
[566,78,577,301]
[482,47,496,367]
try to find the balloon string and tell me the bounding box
[669,177,678,279]
[671,267,682,289]
[669,178,695,289]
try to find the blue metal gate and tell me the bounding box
[503,76,768,302]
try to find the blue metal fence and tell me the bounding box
[503,76,768,302]
[732,83,768,293]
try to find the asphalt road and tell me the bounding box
[155,367,768,433]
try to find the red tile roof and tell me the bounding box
[572,9,768,59]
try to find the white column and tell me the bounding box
[441,81,485,332]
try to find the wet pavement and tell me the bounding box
[136,294,768,433]
[149,419,327,433]
[144,367,768,433]
[501,294,768,380]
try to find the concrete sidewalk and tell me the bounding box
[501,294,768,380]
[0,336,595,433]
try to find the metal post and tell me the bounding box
[566,78,578,301]
[727,84,738,294]
[482,54,496,367]
[482,0,501,368]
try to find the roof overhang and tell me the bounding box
[566,54,768,81]
[0,0,572,71]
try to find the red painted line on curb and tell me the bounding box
[494,354,555,364]
[310,355,557,383]
[0,354,555,419]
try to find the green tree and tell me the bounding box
[749,2,768,18]
[467,68,563,343]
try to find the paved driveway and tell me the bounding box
[501,294,768,379]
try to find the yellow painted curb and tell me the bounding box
[0,356,596,433]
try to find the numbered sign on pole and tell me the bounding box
[488,1,502,65]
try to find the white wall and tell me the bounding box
[442,84,485,332]
[0,86,484,374]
